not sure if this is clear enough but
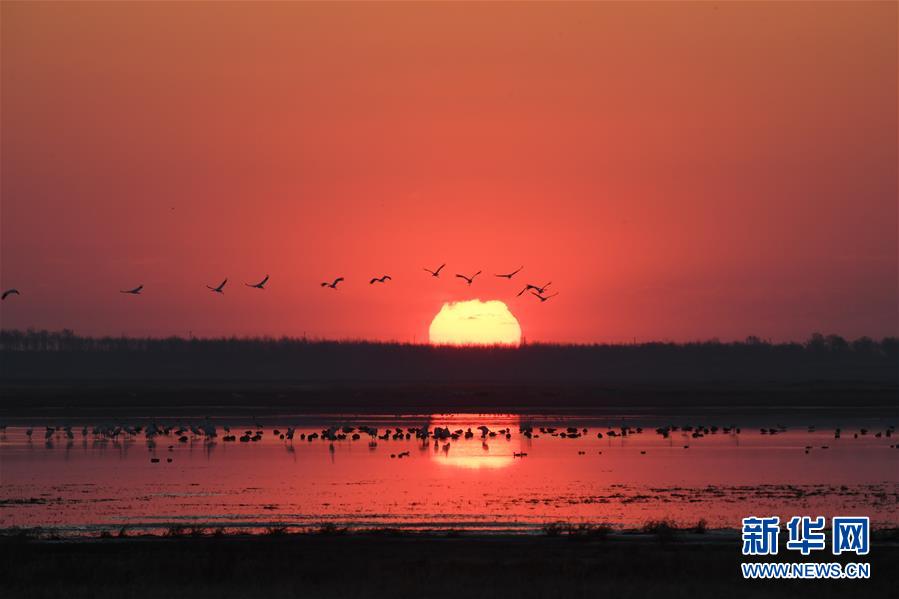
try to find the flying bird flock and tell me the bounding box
[1,264,558,304]
[314,265,556,300]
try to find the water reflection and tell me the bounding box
[0,414,896,536]
[427,414,521,470]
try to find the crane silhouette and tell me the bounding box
[120,285,143,295]
[531,291,559,302]
[369,275,392,284]
[321,277,344,289]
[517,282,551,296]
[245,275,269,289]
[2,289,20,300]
[423,263,446,277]
[206,279,227,294]
[495,266,523,279]
[455,271,481,286]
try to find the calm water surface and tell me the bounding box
[1,414,897,535]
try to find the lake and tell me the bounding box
[1,413,897,536]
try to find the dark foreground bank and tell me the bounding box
[3,533,897,599]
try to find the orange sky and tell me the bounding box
[1,2,896,343]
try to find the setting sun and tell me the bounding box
[429,300,522,346]
[1,1,896,595]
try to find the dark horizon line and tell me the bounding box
[1,328,896,350]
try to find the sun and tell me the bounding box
[428,299,522,346]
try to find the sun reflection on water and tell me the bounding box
[426,414,522,469]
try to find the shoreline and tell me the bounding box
[4,525,898,542]
[2,380,897,419]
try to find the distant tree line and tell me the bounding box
[0,328,896,355]
[0,329,896,383]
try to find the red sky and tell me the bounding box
[1,2,896,343]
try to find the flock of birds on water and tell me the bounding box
[0,264,560,304]
[5,420,897,462]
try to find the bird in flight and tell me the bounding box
[245,275,269,289]
[517,282,551,296]
[495,266,523,279]
[206,279,227,294]
[423,263,446,277]
[321,277,344,289]
[531,291,559,302]
[120,285,143,295]
[2,289,20,300]
[369,275,392,284]
[455,271,482,286]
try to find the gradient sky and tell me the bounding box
[1,2,896,343]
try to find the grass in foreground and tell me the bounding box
[2,529,898,599]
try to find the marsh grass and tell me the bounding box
[542,522,614,540]
[571,523,614,540]
[542,522,565,537]
[693,518,708,534]
[643,519,679,544]
[165,525,186,538]
[315,523,348,536]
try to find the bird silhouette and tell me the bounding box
[120,285,143,295]
[369,275,392,284]
[531,291,559,302]
[245,275,269,289]
[423,263,446,277]
[455,271,481,286]
[321,277,344,289]
[2,289,20,300]
[495,266,523,279]
[517,282,551,296]
[206,279,227,293]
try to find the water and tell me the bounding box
[1,414,897,536]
